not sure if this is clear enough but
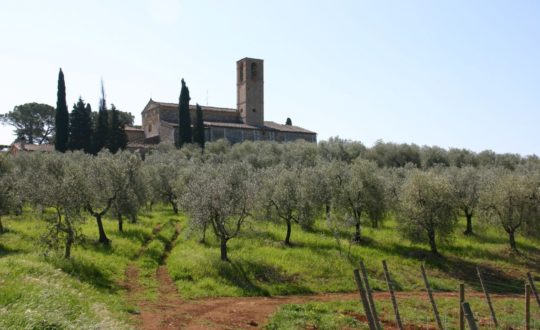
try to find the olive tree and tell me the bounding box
[18,152,86,258]
[181,161,256,261]
[333,159,387,243]
[479,168,539,252]
[447,166,483,235]
[82,151,119,244]
[144,151,187,214]
[0,155,20,233]
[397,169,457,255]
[111,151,147,232]
[258,165,317,246]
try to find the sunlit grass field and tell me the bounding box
[168,213,540,299]
[0,206,176,329]
[1,205,539,329]
[265,295,540,330]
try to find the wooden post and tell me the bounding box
[461,302,478,330]
[476,266,498,327]
[382,260,403,330]
[420,265,443,330]
[526,283,531,330]
[359,260,381,330]
[527,272,540,308]
[459,283,465,330]
[353,269,377,330]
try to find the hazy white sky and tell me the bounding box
[1,0,539,155]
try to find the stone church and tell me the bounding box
[129,58,317,146]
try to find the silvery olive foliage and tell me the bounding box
[144,150,191,214]
[332,159,387,243]
[397,169,457,255]
[258,165,318,246]
[15,152,87,258]
[447,166,483,235]
[0,155,20,233]
[479,167,540,251]
[3,137,540,260]
[179,161,257,261]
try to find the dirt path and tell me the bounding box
[124,228,515,329]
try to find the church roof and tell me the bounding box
[160,119,316,134]
[142,99,236,114]
[263,121,317,134]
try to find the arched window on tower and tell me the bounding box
[251,62,258,79]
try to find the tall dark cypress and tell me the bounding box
[177,78,192,148]
[193,103,205,149]
[108,104,127,153]
[94,81,109,154]
[55,69,69,152]
[68,97,86,150]
[82,103,93,153]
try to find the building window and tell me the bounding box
[251,62,258,79]
[148,124,152,132]
[252,108,256,113]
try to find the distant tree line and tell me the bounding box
[0,69,133,154]
[54,70,130,154]
[0,138,539,261]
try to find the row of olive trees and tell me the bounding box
[0,151,147,257]
[1,139,539,260]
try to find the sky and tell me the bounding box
[1,0,539,155]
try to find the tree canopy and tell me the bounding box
[0,103,55,144]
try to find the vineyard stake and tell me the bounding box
[527,272,540,308]
[526,283,531,330]
[382,260,403,330]
[353,269,377,330]
[461,302,478,330]
[476,266,498,327]
[420,264,443,330]
[459,283,465,330]
[359,260,381,330]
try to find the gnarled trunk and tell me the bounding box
[353,222,361,243]
[117,213,123,232]
[220,237,229,261]
[65,228,74,259]
[284,219,292,246]
[95,214,110,245]
[508,230,517,252]
[428,229,439,256]
[168,194,178,214]
[463,211,473,235]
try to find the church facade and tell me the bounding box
[133,58,317,146]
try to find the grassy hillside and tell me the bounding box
[0,207,178,329]
[265,295,539,329]
[167,213,540,299]
[1,205,539,328]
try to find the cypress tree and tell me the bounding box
[93,81,109,154]
[286,117,292,126]
[108,104,127,153]
[177,78,192,148]
[68,97,86,150]
[82,103,93,153]
[193,103,205,149]
[55,68,69,152]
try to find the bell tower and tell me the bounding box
[237,58,264,126]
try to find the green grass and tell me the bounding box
[2,206,539,327]
[167,215,540,299]
[265,295,540,329]
[0,206,178,329]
